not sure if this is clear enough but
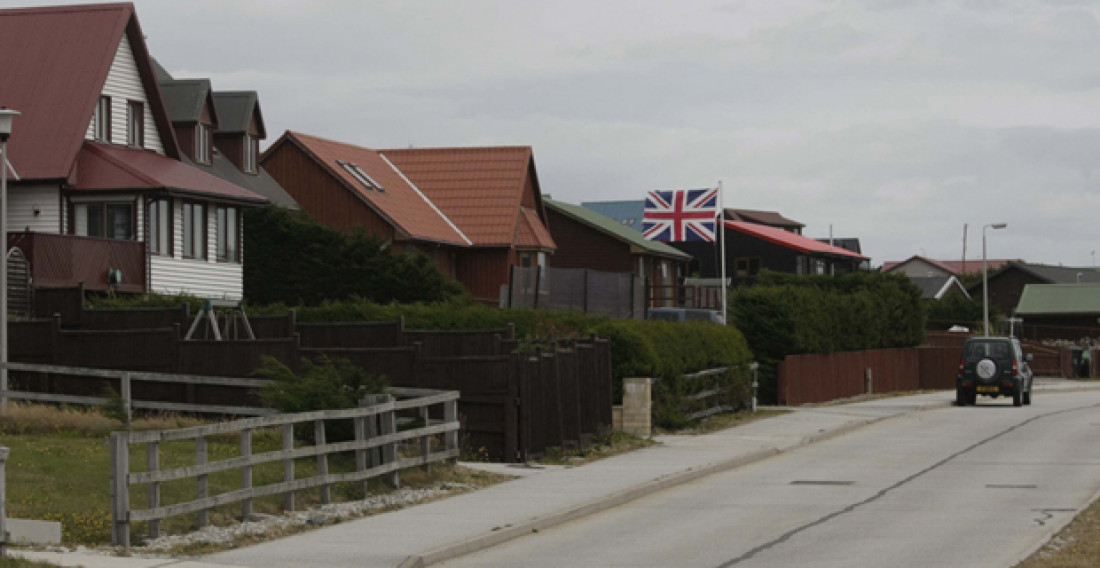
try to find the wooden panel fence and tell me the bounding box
[110,387,459,546]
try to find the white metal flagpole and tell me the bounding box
[717,181,727,325]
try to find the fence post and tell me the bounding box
[381,394,399,488]
[110,431,131,546]
[147,441,160,539]
[1,446,9,555]
[420,405,431,474]
[282,424,294,511]
[196,436,209,528]
[120,371,132,425]
[240,428,252,521]
[315,420,330,504]
[444,397,458,463]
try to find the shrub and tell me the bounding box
[257,355,389,442]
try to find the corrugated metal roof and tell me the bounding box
[380,146,553,248]
[882,256,1017,275]
[72,142,266,204]
[727,208,804,229]
[275,132,470,246]
[547,198,689,260]
[581,200,646,232]
[1016,283,1100,315]
[212,91,264,137]
[0,3,178,179]
[726,221,868,259]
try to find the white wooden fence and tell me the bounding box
[1,445,8,555]
[111,387,459,546]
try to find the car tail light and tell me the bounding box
[1013,359,1018,374]
[958,359,965,372]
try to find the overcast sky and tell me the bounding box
[10,0,1100,267]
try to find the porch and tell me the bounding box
[7,231,146,294]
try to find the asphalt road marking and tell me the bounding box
[716,401,1100,568]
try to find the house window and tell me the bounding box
[73,202,132,239]
[181,202,206,259]
[147,198,170,256]
[216,205,239,262]
[195,123,211,164]
[94,96,111,142]
[243,135,258,174]
[127,101,144,148]
[734,257,761,278]
[337,160,384,192]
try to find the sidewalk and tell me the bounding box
[12,381,1099,568]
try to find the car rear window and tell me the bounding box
[965,341,1010,359]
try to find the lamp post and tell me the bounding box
[749,361,760,412]
[0,108,19,415]
[982,222,1007,337]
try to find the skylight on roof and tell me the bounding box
[337,160,384,192]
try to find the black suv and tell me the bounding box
[956,336,1033,407]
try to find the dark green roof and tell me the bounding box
[159,79,213,124]
[544,198,690,260]
[1016,283,1100,315]
[212,91,263,136]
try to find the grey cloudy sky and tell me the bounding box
[12,0,1100,267]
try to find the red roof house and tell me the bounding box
[882,256,1018,277]
[1,2,266,299]
[380,146,556,302]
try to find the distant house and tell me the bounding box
[381,146,557,304]
[1015,283,1100,340]
[0,3,266,300]
[970,262,1100,321]
[908,276,970,300]
[155,63,298,209]
[725,208,804,235]
[881,255,1017,278]
[543,198,691,307]
[676,221,868,284]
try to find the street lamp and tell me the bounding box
[0,107,19,415]
[982,222,1007,337]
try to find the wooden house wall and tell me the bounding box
[262,142,396,240]
[214,132,242,169]
[973,268,1046,318]
[674,227,862,283]
[457,248,512,302]
[174,124,196,162]
[544,209,632,273]
[85,33,166,154]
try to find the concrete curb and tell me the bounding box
[398,403,949,568]
[1008,478,1100,567]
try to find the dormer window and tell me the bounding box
[94,96,111,142]
[243,134,258,174]
[337,160,384,192]
[127,100,144,148]
[195,123,211,164]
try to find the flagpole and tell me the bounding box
[718,181,727,325]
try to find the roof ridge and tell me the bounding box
[0,3,133,16]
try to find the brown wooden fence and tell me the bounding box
[9,231,146,293]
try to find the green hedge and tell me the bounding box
[243,205,466,306]
[730,271,925,403]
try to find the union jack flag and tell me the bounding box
[643,188,719,242]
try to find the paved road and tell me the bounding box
[438,390,1100,568]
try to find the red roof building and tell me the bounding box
[882,256,1018,277]
[1,2,266,299]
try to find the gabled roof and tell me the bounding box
[726,208,804,229]
[0,2,179,180]
[72,142,265,204]
[882,256,1017,275]
[546,198,690,260]
[265,132,470,246]
[159,79,217,125]
[212,91,265,137]
[1016,284,1100,315]
[725,221,868,259]
[514,207,556,250]
[909,276,970,300]
[380,146,554,249]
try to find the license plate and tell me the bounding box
[976,386,999,393]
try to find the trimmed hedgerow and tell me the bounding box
[729,270,925,403]
[243,205,467,306]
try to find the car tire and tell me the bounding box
[967,391,977,406]
[1013,390,1022,407]
[1023,389,1031,406]
[956,388,967,406]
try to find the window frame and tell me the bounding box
[127,100,144,148]
[181,201,207,260]
[94,96,111,142]
[243,135,259,174]
[215,205,240,263]
[195,123,211,165]
[71,200,134,240]
[147,197,171,256]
